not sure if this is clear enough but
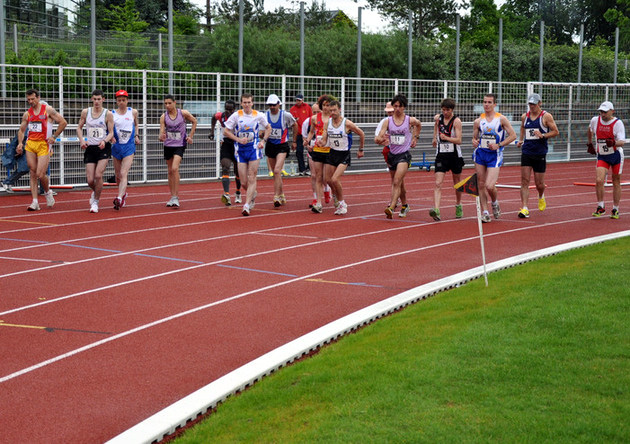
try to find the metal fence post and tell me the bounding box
[567,84,573,160]
[142,70,147,183]
[58,66,65,184]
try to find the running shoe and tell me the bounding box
[309,199,317,209]
[279,194,287,205]
[89,191,96,205]
[610,208,620,219]
[27,201,40,211]
[45,190,55,208]
[384,206,394,219]
[538,196,547,212]
[250,191,257,209]
[273,196,281,207]
[311,203,323,213]
[167,196,180,208]
[281,170,289,176]
[334,202,348,215]
[324,190,331,204]
[234,191,242,204]
[333,195,340,209]
[2,183,14,193]
[592,206,605,217]
[90,201,99,213]
[268,171,274,177]
[399,204,410,218]
[221,193,232,206]
[492,201,501,219]
[481,212,491,223]
[518,208,530,218]
[121,192,128,207]
[242,203,250,216]
[113,197,121,210]
[429,207,440,221]
[455,204,463,219]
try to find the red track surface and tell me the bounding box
[1,162,628,443]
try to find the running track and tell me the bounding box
[1,162,628,443]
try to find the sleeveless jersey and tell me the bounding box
[388,115,412,155]
[313,113,330,153]
[522,110,548,156]
[436,114,462,157]
[86,107,109,145]
[266,110,288,144]
[478,112,506,152]
[230,109,263,150]
[27,104,50,141]
[113,107,136,148]
[595,116,619,156]
[164,109,187,147]
[327,117,353,152]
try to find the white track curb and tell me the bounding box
[107,230,630,444]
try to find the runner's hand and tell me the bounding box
[586,143,596,155]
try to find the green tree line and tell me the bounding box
[4,0,629,83]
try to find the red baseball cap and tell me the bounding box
[115,89,129,98]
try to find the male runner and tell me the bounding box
[587,101,626,219]
[111,89,139,210]
[265,93,298,207]
[516,93,559,218]
[471,93,517,223]
[320,100,365,215]
[211,100,242,205]
[376,94,422,219]
[430,98,465,221]
[16,88,67,211]
[159,94,197,208]
[76,89,115,213]
[224,93,271,216]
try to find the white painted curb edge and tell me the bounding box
[107,230,630,444]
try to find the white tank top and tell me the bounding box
[86,107,109,145]
[327,117,350,152]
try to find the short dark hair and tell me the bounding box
[91,89,104,97]
[391,94,407,108]
[164,94,176,102]
[328,99,341,109]
[26,88,40,97]
[484,93,497,103]
[241,93,253,101]
[225,99,236,108]
[441,98,456,109]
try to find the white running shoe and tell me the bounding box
[45,190,55,208]
[167,196,180,207]
[334,202,348,215]
[242,203,250,216]
[234,191,242,203]
[27,201,41,211]
[89,191,96,205]
[90,201,99,213]
[221,193,231,206]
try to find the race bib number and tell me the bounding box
[439,142,454,153]
[118,130,132,144]
[480,134,495,148]
[90,127,105,139]
[237,131,255,143]
[597,139,614,155]
[390,134,406,145]
[525,128,540,140]
[167,131,181,140]
[28,121,43,133]
[270,128,282,139]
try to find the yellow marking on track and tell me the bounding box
[306,278,352,286]
[0,320,46,330]
[0,219,59,226]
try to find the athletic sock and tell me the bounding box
[598,201,605,208]
[222,175,230,193]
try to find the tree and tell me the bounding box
[363,0,464,38]
[605,0,630,51]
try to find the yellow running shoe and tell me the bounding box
[538,196,546,211]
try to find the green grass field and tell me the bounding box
[175,237,630,443]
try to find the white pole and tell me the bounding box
[476,196,489,287]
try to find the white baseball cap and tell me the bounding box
[598,101,614,112]
[266,94,282,105]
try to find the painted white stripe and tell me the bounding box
[106,230,630,444]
